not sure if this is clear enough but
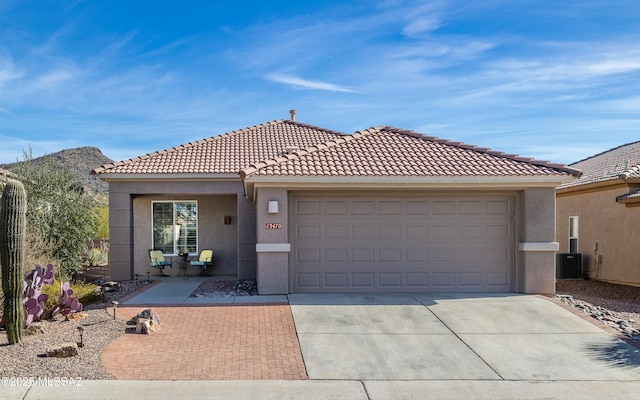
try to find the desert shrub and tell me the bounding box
[83,248,107,267]
[10,149,98,278]
[42,280,101,311]
[24,226,62,272]
[94,199,109,240]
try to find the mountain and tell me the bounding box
[1,147,114,196]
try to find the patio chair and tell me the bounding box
[190,249,213,276]
[149,249,172,276]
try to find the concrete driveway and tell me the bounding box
[288,293,640,383]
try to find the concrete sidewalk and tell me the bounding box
[121,277,288,305]
[8,379,640,400]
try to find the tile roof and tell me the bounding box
[92,120,345,175]
[558,141,640,189]
[616,190,640,202]
[240,126,581,178]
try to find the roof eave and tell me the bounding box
[96,173,241,182]
[242,175,574,201]
[616,195,640,205]
[620,176,640,184]
[556,176,634,194]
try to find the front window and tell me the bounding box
[152,201,197,255]
[568,216,578,253]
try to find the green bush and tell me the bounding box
[42,280,101,311]
[10,149,99,278]
[83,248,107,267]
[94,199,109,240]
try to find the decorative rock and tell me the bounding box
[26,322,45,335]
[136,309,161,324]
[230,279,258,296]
[46,342,79,358]
[100,281,122,293]
[556,294,640,338]
[65,312,88,321]
[618,320,630,329]
[134,319,147,333]
[133,309,161,334]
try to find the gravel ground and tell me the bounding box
[189,279,235,297]
[0,309,127,379]
[2,277,639,380]
[190,279,258,297]
[556,279,640,331]
[0,280,150,380]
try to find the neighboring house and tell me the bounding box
[556,141,640,286]
[93,117,579,295]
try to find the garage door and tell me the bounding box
[291,194,514,293]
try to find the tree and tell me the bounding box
[94,196,109,240]
[10,149,98,279]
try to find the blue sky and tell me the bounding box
[1,1,639,165]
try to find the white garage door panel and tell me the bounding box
[291,195,514,293]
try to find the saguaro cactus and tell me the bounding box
[0,179,27,344]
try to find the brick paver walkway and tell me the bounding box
[102,305,308,380]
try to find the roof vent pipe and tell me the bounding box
[289,109,296,121]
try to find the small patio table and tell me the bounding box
[176,254,190,277]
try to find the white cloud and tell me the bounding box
[402,15,443,37]
[486,46,640,83]
[265,73,359,93]
[0,51,23,86]
[33,69,76,89]
[585,58,640,76]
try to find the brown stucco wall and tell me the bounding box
[252,186,560,295]
[515,187,558,295]
[107,179,256,280]
[255,187,290,294]
[133,194,237,277]
[557,185,640,286]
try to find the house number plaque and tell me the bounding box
[266,223,282,229]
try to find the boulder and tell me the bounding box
[101,281,122,293]
[65,312,88,321]
[133,308,161,334]
[46,342,79,358]
[26,322,46,335]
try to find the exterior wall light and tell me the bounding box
[268,201,279,214]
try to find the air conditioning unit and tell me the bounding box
[556,253,582,279]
